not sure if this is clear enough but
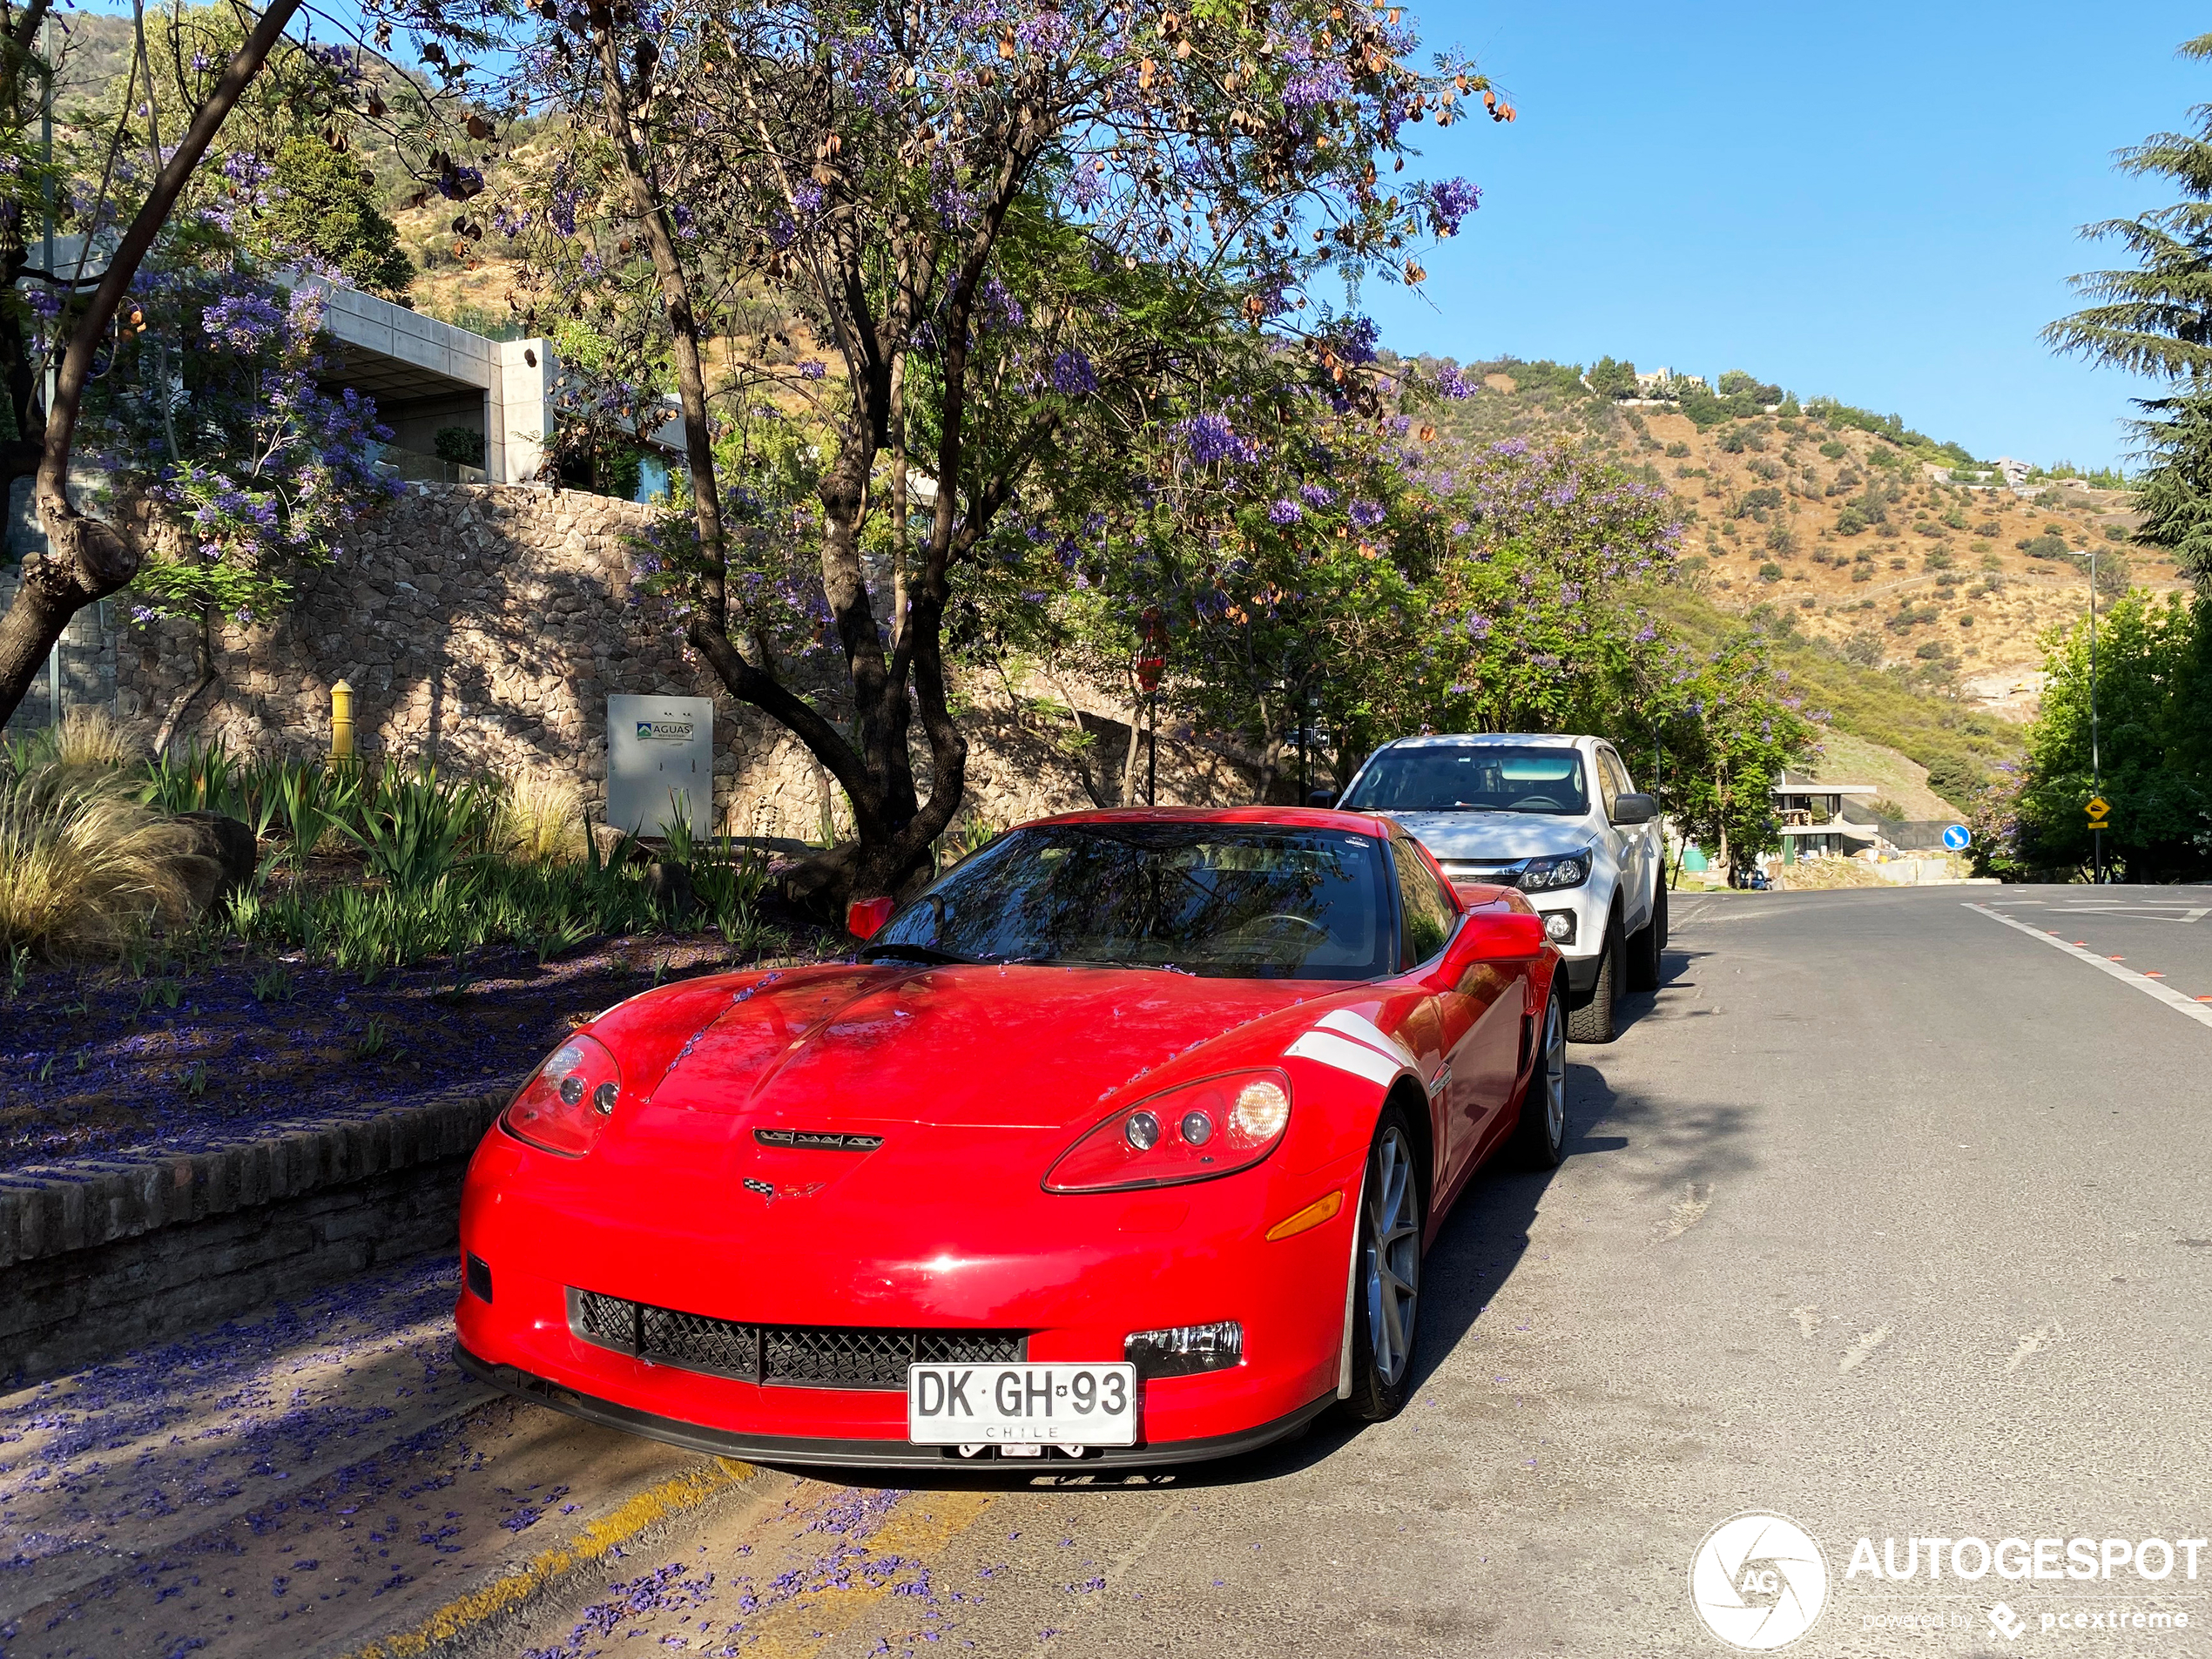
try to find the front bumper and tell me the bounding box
[456,1123,1364,1462]
[455,1340,1336,1469]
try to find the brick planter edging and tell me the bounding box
[0,1089,510,1387]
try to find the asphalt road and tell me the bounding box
[9,882,2212,1659]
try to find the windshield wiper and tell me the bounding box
[859,941,976,965]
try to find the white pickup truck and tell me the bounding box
[1331,732,1666,1043]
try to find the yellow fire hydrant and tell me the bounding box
[330,679,354,761]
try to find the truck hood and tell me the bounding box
[1386,810,1597,862]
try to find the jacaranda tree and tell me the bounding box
[0,0,498,731]
[486,0,1492,904]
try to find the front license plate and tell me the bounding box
[907,1363,1138,1446]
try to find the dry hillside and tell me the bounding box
[1422,363,2174,720]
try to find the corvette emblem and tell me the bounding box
[753,1130,884,1151]
[743,1177,827,1204]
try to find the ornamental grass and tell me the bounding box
[0,762,205,960]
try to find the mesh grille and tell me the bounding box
[569,1289,1026,1391]
[575,1288,633,1347]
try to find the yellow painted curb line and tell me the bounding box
[341,1457,758,1659]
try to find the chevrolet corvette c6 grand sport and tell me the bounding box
[455,806,1565,1467]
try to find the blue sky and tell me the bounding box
[1364,3,2211,471]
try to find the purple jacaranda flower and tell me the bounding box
[1268,498,1302,524]
[1049,350,1097,395]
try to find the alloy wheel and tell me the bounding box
[1362,1124,1422,1387]
[1544,994,1568,1147]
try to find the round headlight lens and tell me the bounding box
[592,1080,619,1115]
[1180,1109,1214,1146]
[1230,1078,1291,1143]
[1125,1110,1161,1150]
[558,1075,585,1106]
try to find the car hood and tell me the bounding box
[1386,810,1596,861]
[627,962,1316,1133]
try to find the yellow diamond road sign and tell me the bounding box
[2087,795,2111,819]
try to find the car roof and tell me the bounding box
[1377,733,1592,749]
[1024,805,1397,837]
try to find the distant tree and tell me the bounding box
[244,136,414,301]
[1979,593,2211,880]
[1585,355,1638,400]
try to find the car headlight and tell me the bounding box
[1519,851,1592,892]
[502,1032,623,1157]
[1044,1070,1292,1193]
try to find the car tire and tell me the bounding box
[1341,1105,1426,1424]
[1513,987,1568,1170]
[1566,908,1622,1044]
[1625,880,1667,993]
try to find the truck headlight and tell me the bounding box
[1519,852,1592,892]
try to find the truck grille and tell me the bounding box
[569,1288,1028,1391]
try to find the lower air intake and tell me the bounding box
[569,1289,1027,1391]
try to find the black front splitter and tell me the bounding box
[454,1340,1336,1471]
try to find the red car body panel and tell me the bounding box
[455,807,1560,1467]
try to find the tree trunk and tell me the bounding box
[0,0,302,728]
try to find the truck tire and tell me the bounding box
[1567,908,1622,1044]
[1626,880,1667,992]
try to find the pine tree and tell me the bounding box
[2046,33,2212,377]
[2046,32,2212,590]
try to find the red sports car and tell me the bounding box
[455,806,1566,1467]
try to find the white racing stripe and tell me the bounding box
[1285,1028,1407,1087]
[1966,903,2212,1033]
[1312,1008,1416,1065]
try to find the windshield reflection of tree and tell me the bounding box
[907,827,1381,975]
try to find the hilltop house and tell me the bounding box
[1771,769,1882,862]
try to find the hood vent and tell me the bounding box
[753,1129,885,1151]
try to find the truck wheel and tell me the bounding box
[1567,908,1622,1044]
[1626,880,1666,992]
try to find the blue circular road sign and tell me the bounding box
[1941,824,1971,851]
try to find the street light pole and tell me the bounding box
[2088,543,2102,886]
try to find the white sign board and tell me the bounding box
[607,694,714,839]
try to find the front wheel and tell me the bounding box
[1567,908,1622,1044]
[1625,880,1667,992]
[1513,988,1568,1169]
[1340,1107,1427,1423]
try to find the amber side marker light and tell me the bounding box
[1264,1189,1344,1242]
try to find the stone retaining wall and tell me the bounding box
[106,481,1268,838]
[0,1089,506,1386]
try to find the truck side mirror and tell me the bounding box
[1308,789,1338,808]
[1612,792,1658,826]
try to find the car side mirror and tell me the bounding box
[846,897,896,941]
[1612,792,1657,826]
[1433,908,1547,987]
[1308,788,1337,807]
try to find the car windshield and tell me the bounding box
[1342,745,1590,815]
[865,822,1394,980]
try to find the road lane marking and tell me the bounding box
[1839,1325,1892,1374]
[340,1457,759,1659]
[1966,904,2212,1034]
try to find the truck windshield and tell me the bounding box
[1342,746,1590,815]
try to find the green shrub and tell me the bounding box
[1819,441,1847,460]
[1757,562,1784,582]
[2020,532,2069,560]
